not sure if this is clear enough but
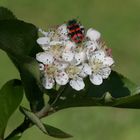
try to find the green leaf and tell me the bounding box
[0,80,23,138]
[19,106,47,134]
[0,7,16,20]
[50,71,140,111]
[44,124,72,139]
[0,17,44,112]
[0,19,40,56]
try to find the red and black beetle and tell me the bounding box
[67,19,85,43]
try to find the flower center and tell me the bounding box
[90,60,103,74]
[45,64,57,76]
[66,65,80,78]
[50,45,62,58]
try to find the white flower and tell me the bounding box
[36,20,114,91]
[64,40,76,50]
[37,37,50,45]
[66,65,80,79]
[90,74,103,85]
[79,63,92,78]
[73,51,87,65]
[54,60,69,70]
[85,40,97,59]
[85,40,97,50]
[41,64,69,89]
[86,28,101,41]
[42,75,55,89]
[88,50,114,85]
[62,50,74,62]
[55,71,69,85]
[103,57,114,66]
[37,37,51,50]
[50,41,65,46]
[70,77,85,91]
[38,28,49,36]
[57,24,69,40]
[57,24,68,35]
[91,50,106,61]
[36,52,54,64]
[37,28,67,50]
[101,67,112,79]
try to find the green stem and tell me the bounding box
[5,118,30,140]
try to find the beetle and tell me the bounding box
[67,19,85,43]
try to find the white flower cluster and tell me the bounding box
[36,22,114,91]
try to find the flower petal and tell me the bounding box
[37,37,50,45]
[42,76,55,89]
[57,24,68,39]
[65,41,76,50]
[41,44,51,51]
[79,63,92,78]
[91,50,106,61]
[38,28,49,36]
[85,41,97,59]
[103,57,114,66]
[74,51,86,65]
[90,74,103,85]
[54,60,69,70]
[70,77,85,91]
[85,40,97,51]
[78,65,86,78]
[57,24,68,35]
[83,63,92,75]
[86,28,101,41]
[57,24,69,40]
[36,52,54,64]
[62,51,74,62]
[50,41,65,46]
[55,71,69,85]
[101,67,111,79]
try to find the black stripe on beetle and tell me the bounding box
[67,19,85,43]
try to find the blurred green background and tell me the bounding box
[0,0,140,140]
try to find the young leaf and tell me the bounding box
[19,106,47,134]
[0,79,23,138]
[49,71,140,111]
[19,107,72,139]
[43,124,72,139]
